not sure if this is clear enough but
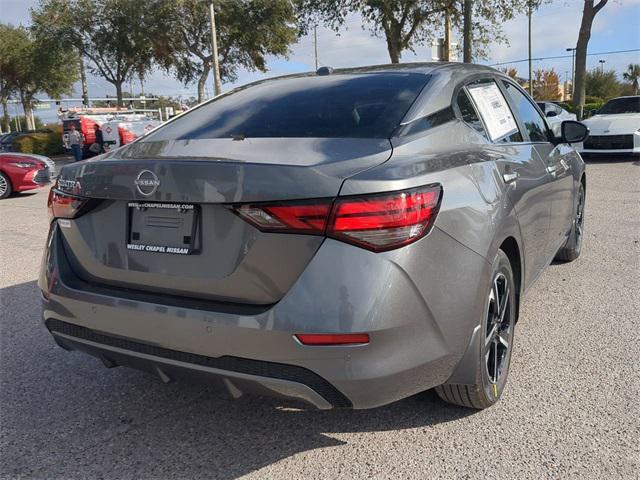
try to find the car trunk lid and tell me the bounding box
[55,137,392,305]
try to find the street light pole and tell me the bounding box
[566,47,576,99]
[209,1,222,97]
[314,26,318,70]
[79,53,89,107]
[528,1,533,96]
[599,59,605,73]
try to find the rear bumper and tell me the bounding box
[46,319,346,409]
[40,220,490,409]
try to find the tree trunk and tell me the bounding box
[197,66,211,103]
[79,54,89,107]
[385,34,401,64]
[19,92,33,131]
[444,11,451,61]
[573,0,608,119]
[1,99,10,133]
[463,0,472,62]
[115,81,124,108]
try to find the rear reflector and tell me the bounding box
[295,333,370,346]
[47,188,92,220]
[229,184,442,252]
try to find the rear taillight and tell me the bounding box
[47,188,91,219]
[233,201,332,234]
[328,186,442,252]
[229,184,442,252]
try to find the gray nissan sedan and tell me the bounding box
[41,63,588,410]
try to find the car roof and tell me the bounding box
[605,95,640,100]
[328,62,498,76]
[262,62,499,82]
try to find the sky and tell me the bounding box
[1,0,639,123]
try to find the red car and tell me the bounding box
[0,152,54,199]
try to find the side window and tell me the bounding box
[456,89,488,140]
[501,81,550,142]
[466,80,522,143]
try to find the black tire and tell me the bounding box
[436,250,516,409]
[555,182,585,262]
[0,172,12,199]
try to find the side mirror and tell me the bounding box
[546,111,558,118]
[561,120,589,144]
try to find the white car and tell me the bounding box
[579,96,640,156]
[536,101,577,136]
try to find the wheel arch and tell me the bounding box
[0,168,13,190]
[498,236,522,323]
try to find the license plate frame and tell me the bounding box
[126,202,200,255]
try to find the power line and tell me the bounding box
[490,48,640,66]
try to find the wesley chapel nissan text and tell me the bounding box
[41,63,588,410]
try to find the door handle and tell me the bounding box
[546,165,559,176]
[502,172,519,183]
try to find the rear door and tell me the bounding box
[464,79,552,287]
[499,80,575,254]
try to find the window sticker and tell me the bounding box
[467,83,519,141]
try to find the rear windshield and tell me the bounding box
[145,73,429,140]
[598,97,640,114]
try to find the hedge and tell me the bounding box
[11,126,64,156]
[558,101,605,117]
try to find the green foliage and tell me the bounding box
[5,115,45,131]
[561,100,604,116]
[31,0,170,106]
[0,23,77,129]
[585,69,621,101]
[158,0,298,102]
[12,127,63,156]
[622,63,640,95]
[297,0,534,63]
[533,68,561,101]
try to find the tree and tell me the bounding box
[500,67,518,79]
[0,23,77,130]
[0,24,19,132]
[585,69,621,101]
[457,0,543,63]
[158,0,298,103]
[31,0,170,107]
[622,63,640,95]
[533,68,561,100]
[572,0,608,118]
[298,1,532,65]
[298,1,451,64]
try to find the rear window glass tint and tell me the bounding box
[145,73,429,140]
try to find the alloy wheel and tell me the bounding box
[0,174,7,198]
[485,273,512,386]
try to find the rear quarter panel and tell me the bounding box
[341,121,524,271]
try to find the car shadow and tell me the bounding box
[581,154,638,165]
[1,280,474,479]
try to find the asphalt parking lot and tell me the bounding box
[1,156,639,480]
